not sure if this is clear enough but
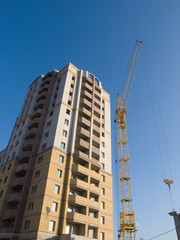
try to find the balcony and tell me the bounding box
[76,127,90,140]
[67,212,86,224]
[7,192,21,204]
[89,184,99,195]
[18,151,31,163]
[26,128,38,140]
[90,170,100,181]
[67,212,99,226]
[72,164,89,177]
[93,109,100,119]
[70,178,87,191]
[0,227,13,233]
[81,89,92,102]
[36,94,46,102]
[83,76,93,86]
[22,139,34,151]
[34,99,44,111]
[3,209,17,221]
[79,107,91,117]
[41,79,50,88]
[95,85,101,94]
[91,146,100,161]
[15,164,28,175]
[31,112,41,120]
[74,151,89,164]
[28,119,39,129]
[75,138,89,152]
[12,177,25,189]
[78,116,90,129]
[39,87,48,95]
[94,97,101,106]
[82,82,93,93]
[92,135,100,148]
[94,93,101,102]
[94,105,101,114]
[68,194,87,207]
[80,98,92,111]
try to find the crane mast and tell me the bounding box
[116,40,142,240]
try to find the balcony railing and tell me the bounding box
[7,192,21,204]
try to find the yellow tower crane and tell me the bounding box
[115,40,142,240]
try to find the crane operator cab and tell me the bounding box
[118,112,126,129]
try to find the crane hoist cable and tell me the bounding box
[140,47,174,210]
[115,40,142,240]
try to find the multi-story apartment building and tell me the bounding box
[0,63,113,240]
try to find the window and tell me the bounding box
[102,100,105,104]
[61,142,65,150]
[24,220,30,230]
[102,107,104,111]
[66,225,70,234]
[47,121,51,127]
[101,216,105,224]
[4,176,7,183]
[101,175,105,182]
[101,201,105,209]
[42,144,46,151]
[8,164,11,170]
[52,202,58,212]
[102,132,105,137]
[49,220,55,231]
[44,132,49,138]
[35,170,40,179]
[69,91,73,96]
[2,167,5,173]
[22,120,25,126]
[64,119,69,125]
[101,141,105,147]
[101,163,105,170]
[59,155,64,163]
[28,202,34,211]
[13,135,16,140]
[57,169,62,178]
[67,100,71,106]
[71,83,74,88]
[16,141,19,146]
[0,190,3,198]
[54,185,60,194]
[31,185,37,194]
[102,123,104,128]
[72,76,75,81]
[100,232,105,240]
[62,130,67,137]
[101,152,105,158]
[19,131,22,136]
[66,109,70,115]
[10,145,13,150]
[102,115,104,119]
[101,188,105,195]
[38,156,43,164]
[13,152,16,157]
[49,111,53,116]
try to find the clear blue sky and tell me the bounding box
[1,1,180,239]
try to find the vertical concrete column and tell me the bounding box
[85,223,88,237]
[169,211,180,240]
